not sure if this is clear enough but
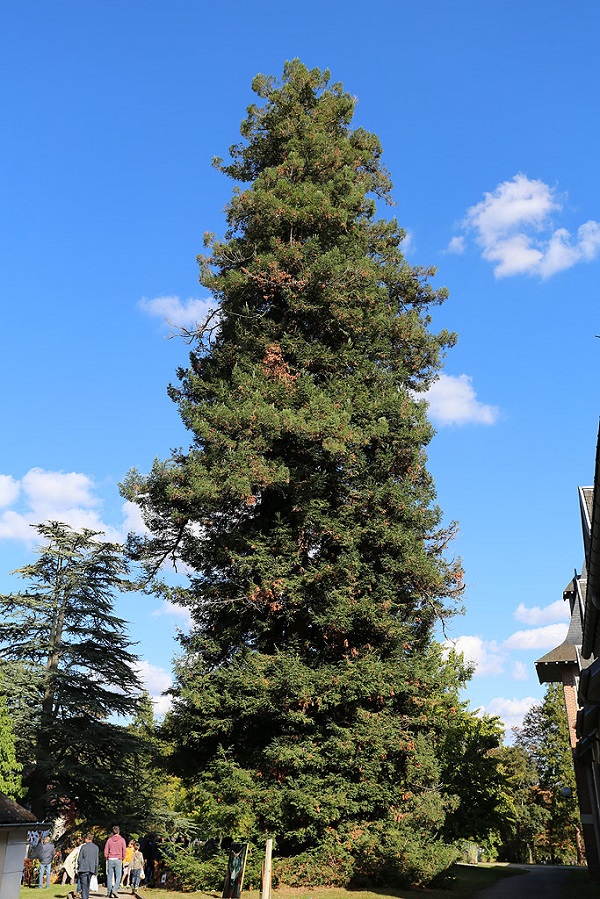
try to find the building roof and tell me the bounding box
[0,793,39,826]
[579,485,592,580]
[536,641,579,678]
[536,577,586,683]
[582,486,594,528]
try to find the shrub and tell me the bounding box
[352,827,460,888]
[163,842,264,893]
[275,843,355,888]
[274,826,459,890]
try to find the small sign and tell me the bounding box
[223,842,249,899]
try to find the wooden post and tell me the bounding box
[261,839,272,899]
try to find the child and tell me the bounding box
[121,840,135,887]
[128,843,145,893]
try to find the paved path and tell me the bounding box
[475,865,573,899]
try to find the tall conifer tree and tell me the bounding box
[125,61,465,885]
[0,521,144,821]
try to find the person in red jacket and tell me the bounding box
[104,826,126,897]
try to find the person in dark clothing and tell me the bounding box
[77,834,99,899]
[139,834,157,886]
[37,836,55,888]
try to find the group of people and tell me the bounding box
[75,827,145,899]
[32,826,146,899]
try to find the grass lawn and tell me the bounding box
[20,864,522,899]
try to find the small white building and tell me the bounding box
[0,793,48,899]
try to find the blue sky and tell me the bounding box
[2,0,600,733]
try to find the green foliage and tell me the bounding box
[164,842,263,893]
[275,841,354,888]
[0,694,23,799]
[439,706,505,843]
[121,692,179,834]
[162,845,228,893]
[163,643,470,878]
[0,521,145,823]
[352,825,460,888]
[125,60,467,886]
[514,683,580,863]
[491,744,549,863]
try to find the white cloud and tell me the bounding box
[138,294,216,329]
[539,221,600,277]
[121,500,150,536]
[0,509,37,542]
[424,373,500,426]
[484,233,544,278]
[511,661,530,682]
[514,600,570,626]
[0,469,148,545]
[446,620,569,680]
[457,174,600,278]
[400,231,414,253]
[151,599,193,629]
[483,696,538,732]
[22,468,99,512]
[0,475,20,508]
[468,174,558,242]
[445,635,506,677]
[136,660,172,717]
[0,507,118,543]
[0,474,21,506]
[0,467,115,543]
[446,235,466,254]
[504,622,569,650]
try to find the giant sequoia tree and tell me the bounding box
[125,61,466,885]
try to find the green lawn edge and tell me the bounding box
[18,864,525,899]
